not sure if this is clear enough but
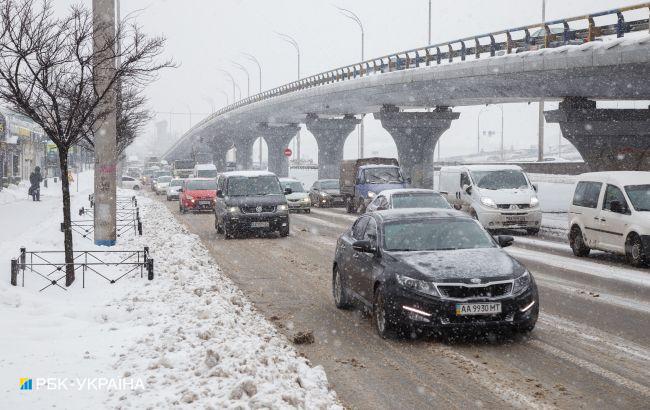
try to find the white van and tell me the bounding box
[439,165,542,234]
[194,163,217,179]
[568,171,650,267]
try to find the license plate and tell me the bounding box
[199,201,211,205]
[505,216,526,222]
[251,221,270,228]
[455,302,501,316]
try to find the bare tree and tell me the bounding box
[0,0,173,285]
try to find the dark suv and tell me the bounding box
[214,171,291,238]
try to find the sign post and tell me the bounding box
[92,0,117,246]
[283,147,292,157]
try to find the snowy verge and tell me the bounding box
[104,196,341,408]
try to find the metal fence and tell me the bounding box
[181,3,650,136]
[72,194,142,241]
[10,247,154,292]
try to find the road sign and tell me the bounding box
[284,148,292,157]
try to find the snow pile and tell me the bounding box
[106,196,340,409]
[0,180,32,204]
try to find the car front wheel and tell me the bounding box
[570,226,590,257]
[373,284,399,339]
[279,224,290,237]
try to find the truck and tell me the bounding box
[340,157,408,213]
[173,159,195,178]
[193,163,218,178]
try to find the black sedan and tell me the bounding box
[332,209,538,338]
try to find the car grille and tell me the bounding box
[240,205,276,214]
[497,204,530,210]
[437,283,512,300]
[288,198,301,202]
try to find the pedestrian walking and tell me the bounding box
[29,166,43,201]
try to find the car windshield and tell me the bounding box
[228,176,283,196]
[169,179,183,187]
[282,181,304,193]
[391,193,450,209]
[364,167,403,184]
[624,184,650,211]
[155,171,170,178]
[157,176,172,183]
[471,170,529,190]
[384,219,496,251]
[320,180,339,189]
[186,180,217,190]
[196,170,217,178]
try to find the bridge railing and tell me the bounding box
[185,3,649,136]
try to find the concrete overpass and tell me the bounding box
[164,4,650,187]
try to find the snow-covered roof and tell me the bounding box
[375,208,469,222]
[378,188,442,197]
[222,170,276,177]
[195,163,216,170]
[359,164,400,169]
[279,177,300,182]
[441,164,524,172]
[578,171,650,186]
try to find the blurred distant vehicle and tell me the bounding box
[280,178,311,213]
[366,189,451,212]
[568,171,650,267]
[340,158,408,214]
[154,175,172,195]
[121,175,140,190]
[173,159,195,178]
[309,179,344,208]
[165,178,184,201]
[194,163,218,178]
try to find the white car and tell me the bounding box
[568,171,650,267]
[366,188,451,212]
[121,175,140,190]
[154,176,173,195]
[439,165,542,234]
[280,178,311,212]
[166,178,184,201]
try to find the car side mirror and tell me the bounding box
[609,200,623,214]
[497,235,514,248]
[216,189,224,198]
[532,183,539,192]
[284,187,292,195]
[463,184,472,195]
[352,240,375,253]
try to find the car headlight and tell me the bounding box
[512,270,532,295]
[367,191,376,198]
[320,192,329,197]
[301,197,310,203]
[530,196,539,207]
[480,196,497,208]
[396,275,440,298]
[227,206,239,213]
[277,204,288,211]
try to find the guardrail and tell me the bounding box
[10,247,154,292]
[172,2,649,146]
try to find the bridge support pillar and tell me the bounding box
[305,114,360,179]
[259,123,300,177]
[374,106,459,188]
[545,98,650,171]
[234,134,256,171]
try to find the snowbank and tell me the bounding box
[0,178,340,409]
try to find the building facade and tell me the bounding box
[0,109,48,188]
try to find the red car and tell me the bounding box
[179,178,217,213]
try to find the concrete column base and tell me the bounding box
[374,106,459,188]
[234,135,256,171]
[545,98,650,171]
[259,123,300,177]
[305,115,360,179]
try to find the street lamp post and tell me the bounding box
[538,0,547,162]
[231,61,250,97]
[276,32,301,161]
[336,6,365,158]
[242,53,262,93]
[218,69,238,103]
[476,106,490,154]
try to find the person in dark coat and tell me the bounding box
[29,166,43,201]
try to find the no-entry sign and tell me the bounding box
[284,148,293,157]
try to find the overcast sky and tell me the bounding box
[59,0,648,161]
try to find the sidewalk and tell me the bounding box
[0,175,340,409]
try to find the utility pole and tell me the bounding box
[92,0,117,246]
[537,0,546,162]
